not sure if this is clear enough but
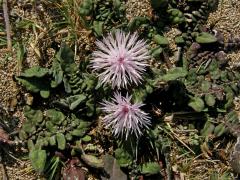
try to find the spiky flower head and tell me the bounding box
[91,29,150,89]
[101,92,151,139]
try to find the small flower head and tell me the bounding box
[91,29,150,89]
[101,92,151,139]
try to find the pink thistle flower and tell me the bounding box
[91,30,150,88]
[101,92,151,139]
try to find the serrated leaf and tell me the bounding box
[188,96,205,112]
[205,94,216,107]
[56,133,66,150]
[29,149,47,173]
[67,95,86,110]
[86,99,95,117]
[141,162,161,176]
[63,77,71,93]
[51,59,63,88]
[21,66,49,78]
[81,154,104,169]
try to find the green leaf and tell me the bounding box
[205,94,216,107]
[56,133,66,150]
[16,42,26,72]
[113,0,121,9]
[71,129,86,137]
[29,149,47,173]
[141,162,161,176]
[68,95,86,110]
[65,133,73,141]
[22,122,36,133]
[92,21,103,36]
[79,0,93,16]
[151,46,163,58]
[161,67,188,81]
[51,59,63,88]
[19,130,28,140]
[27,140,35,151]
[46,109,65,125]
[225,87,234,109]
[49,136,56,146]
[188,96,205,112]
[40,90,50,98]
[16,77,50,93]
[128,16,149,31]
[201,121,215,136]
[153,35,169,46]
[81,154,104,169]
[114,148,133,168]
[195,32,217,44]
[214,123,226,137]
[226,111,239,123]
[174,36,185,45]
[56,43,76,74]
[63,77,71,93]
[21,66,49,78]
[78,120,91,129]
[46,121,57,133]
[86,99,95,117]
[81,135,92,142]
[24,106,43,123]
[201,81,211,92]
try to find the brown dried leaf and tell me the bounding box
[63,158,86,180]
[0,127,9,143]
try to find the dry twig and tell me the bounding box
[2,0,12,51]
